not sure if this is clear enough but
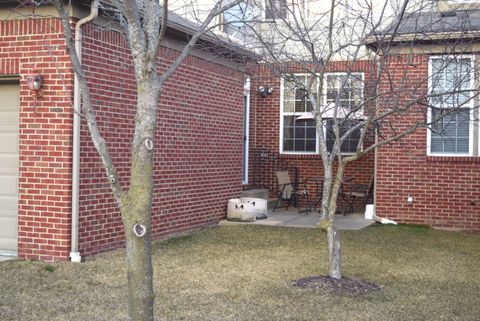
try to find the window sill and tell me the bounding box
[280,152,357,159]
[426,155,480,163]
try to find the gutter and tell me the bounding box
[70,0,99,263]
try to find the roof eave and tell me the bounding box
[365,30,480,51]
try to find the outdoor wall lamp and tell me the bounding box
[258,86,273,98]
[26,71,43,97]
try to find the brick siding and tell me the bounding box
[1,17,246,261]
[248,62,375,211]
[375,54,480,230]
[78,24,246,257]
[0,18,74,261]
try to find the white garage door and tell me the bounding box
[0,84,19,252]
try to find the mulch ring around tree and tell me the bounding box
[292,275,382,296]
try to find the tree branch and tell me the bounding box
[53,0,124,205]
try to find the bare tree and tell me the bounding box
[246,0,480,279]
[48,1,247,320]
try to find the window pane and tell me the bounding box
[283,80,296,112]
[295,126,306,139]
[325,73,363,110]
[283,116,316,152]
[306,139,316,151]
[430,57,472,108]
[281,75,319,153]
[284,100,295,113]
[325,119,360,154]
[283,139,293,151]
[294,139,306,151]
[294,89,307,113]
[430,108,470,154]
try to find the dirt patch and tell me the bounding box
[292,275,381,296]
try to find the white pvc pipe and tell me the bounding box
[70,0,99,263]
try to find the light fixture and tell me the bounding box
[26,70,43,97]
[27,71,43,97]
[258,86,273,98]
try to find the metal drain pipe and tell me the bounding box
[70,0,99,263]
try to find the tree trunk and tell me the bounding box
[124,205,154,321]
[327,225,342,279]
[126,216,155,321]
[122,81,159,321]
[323,162,346,279]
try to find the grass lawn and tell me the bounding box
[1,224,479,321]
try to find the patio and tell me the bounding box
[219,207,375,230]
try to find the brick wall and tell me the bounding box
[78,24,246,257]
[375,54,480,230]
[0,18,74,261]
[248,62,375,211]
[0,17,247,261]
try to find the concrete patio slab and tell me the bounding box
[219,207,375,230]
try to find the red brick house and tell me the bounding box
[247,62,375,207]
[1,1,479,263]
[247,8,480,231]
[366,9,480,230]
[0,2,257,261]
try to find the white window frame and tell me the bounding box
[323,72,365,155]
[279,72,364,155]
[426,55,475,156]
[219,2,255,41]
[279,74,319,155]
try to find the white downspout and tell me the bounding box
[371,61,397,226]
[70,0,99,263]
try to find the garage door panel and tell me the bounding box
[0,239,17,251]
[0,134,18,153]
[0,112,18,132]
[0,218,17,237]
[0,176,18,196]
[0,84,19,252]
[0,193,18,206]
[0,156,18,174]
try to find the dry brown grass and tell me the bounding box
[1,224,479,321]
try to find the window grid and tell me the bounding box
[280,73,364,155]
[428,56,474,156]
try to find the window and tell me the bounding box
[325,73,363,111]
[280,73,364,154]
[281,75,317,153]
[221,3,254,39]
[265,0,287,20]
[325,119,362,154]
[428,56,474,155]
[324,73,363,154]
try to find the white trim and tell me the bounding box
[279,72,365,155]
[323,72,364,155]
[279,77,284,154]
[279,74,319,154]
[426,55,475,156]
[242,77,250,184]
[323,72,364,113]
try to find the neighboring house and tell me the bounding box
[366,6,480,230]
[246,0,480,231]
[0,2,257,261]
